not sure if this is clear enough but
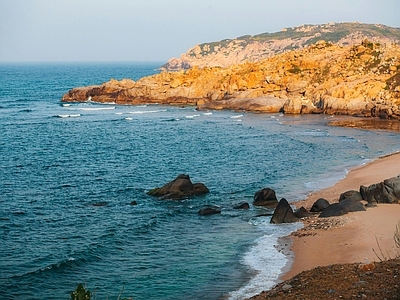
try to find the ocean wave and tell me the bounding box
[185,114,200,119]
[55,114,81,118]
[77,107,115,111]
[10,255,97,280]
[231,114,243,119]
[296,129,330,137]
[129,109,168,114]
[228,221,301,300]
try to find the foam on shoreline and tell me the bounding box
[276,151,400,284]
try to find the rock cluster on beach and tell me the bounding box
[62,40,400,119]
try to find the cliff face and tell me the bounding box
[160,22,400,71]
[62,40,400,119]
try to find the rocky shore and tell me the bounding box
[250,152,400,299]
[63,40,400,120]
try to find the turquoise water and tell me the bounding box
[1,63,399,300]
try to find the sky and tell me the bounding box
[1,0,399,63]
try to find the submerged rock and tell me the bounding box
[233,202,250,209]
[198,206,221,216]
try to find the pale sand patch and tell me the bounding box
[281,152,400,281]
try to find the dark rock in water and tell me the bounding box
[92,202,108,207]
[294,206,314,218]
[130,201,138,206]
[310,198,330,212]
[253,188,278,207]
[319,199,366,218]
[233,202,250,209]
[360,175,400,204]
[270,198,299,224]
[147,174,209,200]
[339,190,363,201]
[256,212,274,217]
[198,206,221,216]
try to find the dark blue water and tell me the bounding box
[1,63,399,300]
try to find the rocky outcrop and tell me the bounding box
[294,206,314,218]
[360,175,400,204]
[339,190,363,202]
[62,41,400,119]
[319,198,366,218]
[253,188,278,207]
[310,198,330,212]
[147,174,209,199]
[270,198,299,224]
[161,22,400,71]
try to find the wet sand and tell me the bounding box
[281,152,400,281]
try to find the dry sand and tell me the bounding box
[281,151,400,281]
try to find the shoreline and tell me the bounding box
[277,151,400,283]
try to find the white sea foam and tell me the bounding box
[56,114,81,118]
[124,117,133,120]
[185,114,200,119]
[202,112,213,115]
[78,107,115,111]
[229,220,302,300]
[115,112,123,115]
[231,114,243,119]
[129,109,167,114]
[62,104,71,107]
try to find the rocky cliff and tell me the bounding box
[161,22,400,71]
[62,40,400,119]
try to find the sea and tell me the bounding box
[1,62,399,300]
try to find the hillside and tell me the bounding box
[62,40,400,120]
[161,22,400,71]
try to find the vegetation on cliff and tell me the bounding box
[161,22,400,71]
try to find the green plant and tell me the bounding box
[70,284,92,300]
[69,284,133,300]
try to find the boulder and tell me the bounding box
[270,198,299,224]
[294,206,314,218]
[319,199,366,218]
[147,174,209,199]
[233,202,250,209]
[339,190,363,201]
[198,206,221,216]
[360,175,400,204]
[253,188,278,207]
[310,198,330,212]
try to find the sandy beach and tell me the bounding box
[282,151,400,281]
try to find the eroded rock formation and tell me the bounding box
[63,41,400,119]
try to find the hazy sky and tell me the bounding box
[1,0,399,63]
